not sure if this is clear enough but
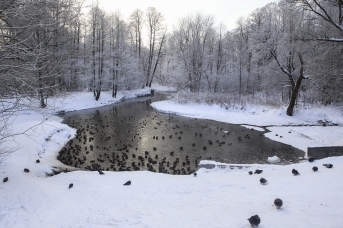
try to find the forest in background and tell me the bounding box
[0,0,342,114]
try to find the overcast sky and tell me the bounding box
[97,0,276,31]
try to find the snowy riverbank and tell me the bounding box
[151,100,343,153]
[1,87,343,227]
[50,88,154,113]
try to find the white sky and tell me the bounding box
[96,0,277,31]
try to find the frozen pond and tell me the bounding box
[58,92,304,174]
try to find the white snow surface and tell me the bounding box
[265,126,343,152]
[241,125,265,132]
[151,100,343,126]
[1,88,343,228]
[267,156,281,163]
[151,83,176,92]
[51,88,153,113]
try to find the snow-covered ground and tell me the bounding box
[151,83,176,92]
[1,87,343,228]
[50,88,153,113]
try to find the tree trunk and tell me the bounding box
[149,32,165,87]
[38,70,46,108]
[287,52,304,116]
[112,84,117,98]
[339,0,343,25]
[92,10,96,98]
[95,90,101,101]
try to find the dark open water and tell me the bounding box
[58,92,304,175]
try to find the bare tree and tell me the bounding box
[109,11,126,97]
[148,29,167,87]
[286,51,305,115]
[173,13,214,92]
[0,0,83,162]
[234,18,250,95]
[214,24,227,93]
[129,9,145,83]
[298,0,343,42]
[129,9,144,58]
[90,1,107,100]
[145,7,165,87]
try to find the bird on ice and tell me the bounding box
[308,157,316,162]
[98,170,105,175]
[254,169,263,174]
[274,198,283,209]
[69,183,73,189]
[323,164,333,168]
[292,169,300,175]
[3,177,8,182]
[248,171,253,175]
[260,177,267,185]
[193,173,197,177]
[248,215,261,227]
[124,180,131,186]
[312,166,318,172]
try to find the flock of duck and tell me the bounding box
[57,110,268,175]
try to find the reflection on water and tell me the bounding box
[58,92,304,174]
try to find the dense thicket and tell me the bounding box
[1,0,342,112]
